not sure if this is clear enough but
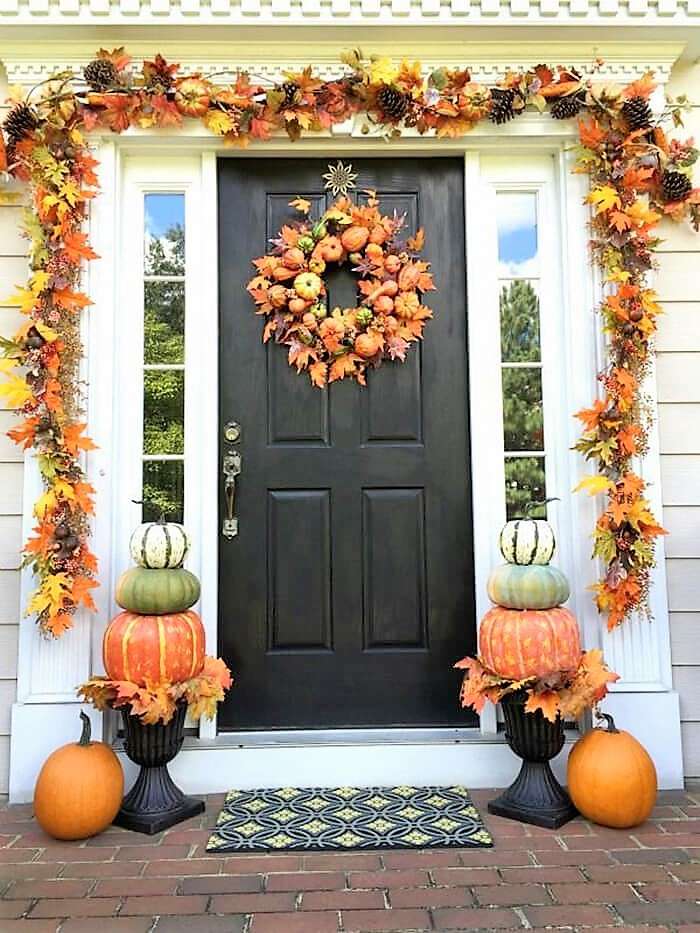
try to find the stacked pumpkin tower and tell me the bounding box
[480,516,581,683]
[104,520,205,685]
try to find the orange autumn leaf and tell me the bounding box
[52,289,93,312]
[46,612,73,636]
[329,353,362,383]
[524,690,560,723]
[623,72,656,101]
[72,481,96,514]
[24,521,56,557]
[7,416,39,450]
[62,231,99,263]
[578,118,606,150]
[71,575,98,612]
[62,422,98,455]
[309,361,327,388]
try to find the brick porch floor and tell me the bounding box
[1,788,700,932]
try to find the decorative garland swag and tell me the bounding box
[0,49,698,638]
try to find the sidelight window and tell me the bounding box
[141,193,186,523]
[496,191,547,520]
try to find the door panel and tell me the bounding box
[218,158,476,729]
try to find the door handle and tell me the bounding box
[222,449,241,539]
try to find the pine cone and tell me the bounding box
[550,92,585,121]
[489,88,516,125]
[84,58,119,91]
[621,96,653,132]
[661,170,693,203]
[281,82,300,107]
[3,104,37,144]
[376,85,409,122]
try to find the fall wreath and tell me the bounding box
[246,192,434,387]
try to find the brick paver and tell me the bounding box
[0,787,698,931]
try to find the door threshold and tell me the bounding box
[191,725,490,749]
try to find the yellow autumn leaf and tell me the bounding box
[625,198,661,228]
[30,271,51,294]
[6,287,39,314]
[34,489,57,518]
[0,359,17,374]
[0,374,32,409]
[34,322,59,343]
[204,110,236,136]
[26,573,72,618]
[368,57,399,85]
[53,479,76,501]
[573,475,615,496]
[587,186,621,215]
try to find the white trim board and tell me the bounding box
[8,128,685,801]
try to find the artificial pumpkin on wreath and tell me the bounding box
[129,519,190,569]
[34,712,123,840]
[103,610,205,685]
[116,566,201,615]
[567,712,657,828]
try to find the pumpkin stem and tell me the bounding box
[78,710,92,746]
[594,709,619,733]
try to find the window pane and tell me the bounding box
[144,370,184,455]
[497,192,538,277]
[145,193,185,276]
[505,457,546,520]
[502,368,544,451]
[144,281,185,364]
[142,460,184,523]
[500,280,540,363]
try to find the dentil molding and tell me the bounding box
[0,39,686,86]
[0,0,699,25]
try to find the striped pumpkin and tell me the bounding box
[115,567,201,615]
[499,518,555,566]
[103,611,205,685]
[487,563,570,611]
[129,521,190,569]
[479,606,581,680]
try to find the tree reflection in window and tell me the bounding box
[142,194,185,522]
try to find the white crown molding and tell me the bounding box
[0,0,699,26]
[0,39,686,86]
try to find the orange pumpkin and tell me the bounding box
[369,224,389,244]
[479,606,581,680]
[34,712,123,840]
[385,254,401,274]
[382,280,399,297]
[567,712,657,828]
[103,610,205,685]
[373,295,394,314]
[341,226,370,252]
[319,236,343,262]
[282,247,305,270]
[354,332,382,359]
[365,243,383,260]
[267,285,288,309]
[288,297,308,315]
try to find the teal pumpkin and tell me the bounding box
[487,563,570,610]
[115,567,201,615]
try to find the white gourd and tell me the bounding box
[129,521,190,569]
[499,518,555,566]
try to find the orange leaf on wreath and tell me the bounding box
[63,422,98,455]
[46,612,73,637]
[524,690,560,723]
[578,118,606,150]
[71,575,98,612]
[63,231,99,263]
[7,416,39,450]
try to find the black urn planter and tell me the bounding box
[488,691,578,829]
[113,701,205,835]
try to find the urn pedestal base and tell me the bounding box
[488,691,578,830]
[113,702,205,835]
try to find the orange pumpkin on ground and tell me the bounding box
[479,606,581,680]
[103,610,205,685]
[567,712,657,828]
[34,712,123,840]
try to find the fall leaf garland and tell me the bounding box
[0,50,698,635]
[247,194,434,386]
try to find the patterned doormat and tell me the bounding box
[207,785,492,852]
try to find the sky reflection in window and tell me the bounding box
[497,192,538,278]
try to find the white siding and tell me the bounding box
[0,69,23,795]
[661,58,700,778]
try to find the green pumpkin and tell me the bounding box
[115,567,201,615]
[487,563,570,611]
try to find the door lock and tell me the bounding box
[224,420,241,443]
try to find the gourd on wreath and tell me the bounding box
[34,712,123,840]
[567,712,657,828]
[479,606,581,680]
[116,567,201,615]
[103,610,205,685]
[129,518,190,569]
[487,563,570,611]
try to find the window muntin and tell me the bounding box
[497,192,547,520]
[142,193,186,523]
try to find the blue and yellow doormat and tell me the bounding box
[207,785,492,852]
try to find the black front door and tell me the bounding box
[218,158,475,730]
